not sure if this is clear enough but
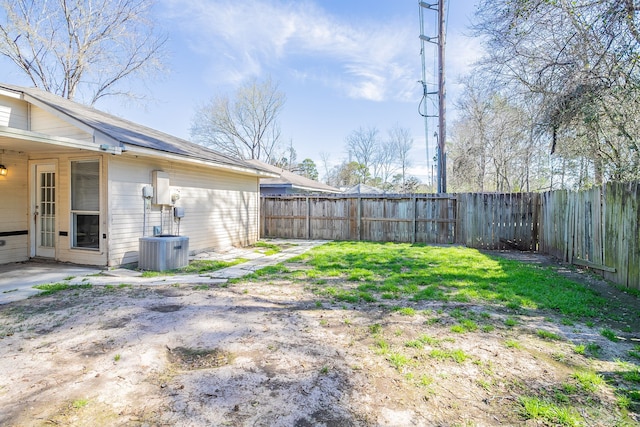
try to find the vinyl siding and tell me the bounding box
[0,95,29,129]
[30,105,93,142]
[107,156,260,266]
[0,151,29,263]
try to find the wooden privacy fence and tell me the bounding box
[538,182,640,289]
[456,192,539,251]
[260,194,457,244]
[260,182,640,290]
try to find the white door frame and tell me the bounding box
[30,162,57,258]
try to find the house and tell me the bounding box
[0,83,277,267]
[246,159,341,195]
[342,183,385,194]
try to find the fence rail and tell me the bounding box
[260,182,640,290]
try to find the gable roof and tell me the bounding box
[246,159,341,193]
[0,83,275,176]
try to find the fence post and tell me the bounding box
[412,195,417,244]
[306,196,310,240]
[357,196,362,241]
[260,196,266,238]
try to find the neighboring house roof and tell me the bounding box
[246,159,341,194]
[0,83,276,177]
[343,183,386,194]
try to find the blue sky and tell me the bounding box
[4,0,483,183]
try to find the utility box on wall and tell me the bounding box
[152,170,171,205]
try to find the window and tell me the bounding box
[71,160,100,249]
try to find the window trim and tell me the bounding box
[70,158,101,251]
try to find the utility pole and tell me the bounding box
[418,1,446,193]
[437,0,446,193]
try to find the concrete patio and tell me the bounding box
[0,239,328,305]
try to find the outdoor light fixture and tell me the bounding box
[0,150,5,176]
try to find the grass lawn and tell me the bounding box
[236,241,639,426]
[241,241,607,317]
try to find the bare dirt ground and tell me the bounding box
[0,249,639,426]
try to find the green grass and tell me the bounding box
[629,345,640,360]
[393,307,416,316]
[428,348,470,363]
[388,352,410,370]
[405,334,442,349]
[253,241,282,256]
[572,370,604,392]
[369,323,382,335]
[504,317,518,327]
[536,329,563,341]
[274,242,606,317]
[600,328,618,342]
[33,283,92,296]
[456,319,479,333]
[519,396,583,426]
[141,258,247,277]
[505,339,522,349]
[72,399,89,409]
[182,258,247,274]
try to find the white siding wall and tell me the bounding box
[0,95,29,129]
[107,156,260,266]
[0,151,29,263]
[30,106,93,142]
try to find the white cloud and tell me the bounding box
[162,0,419,102]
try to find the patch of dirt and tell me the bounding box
[0,252,638,426]
[167,346,233,370]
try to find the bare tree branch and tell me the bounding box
[0,0,168,104]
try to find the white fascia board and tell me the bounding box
[122,144,279,178]
[0,88,22,99]
[23,94,97,137]
[0,126,107,152]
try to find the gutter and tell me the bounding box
[0,126,112,153]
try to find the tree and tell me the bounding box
[298,158,319,181]
[346,126,379,175]
[273,141,297,170]
[449,74,551,192]
[388,125,413,191]
[473,0,640,185]
[372,141,397,189]
[0,0,167,104]
[325,161,369,188]
[319,151,332,184]
[392,174,421,193]
[190,77,286,161]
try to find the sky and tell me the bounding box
[4,0,484,184]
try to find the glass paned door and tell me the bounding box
[35,164,56,257]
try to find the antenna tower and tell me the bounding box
[418,1,446,193]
